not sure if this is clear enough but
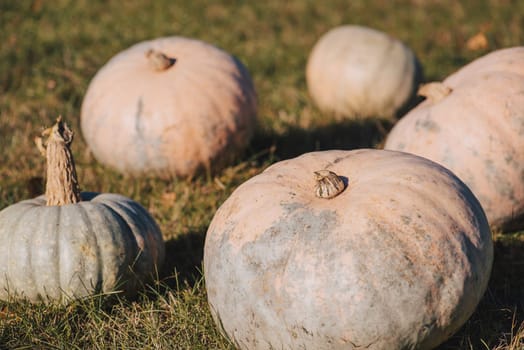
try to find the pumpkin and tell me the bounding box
[0,118,165,302]
[80,36,257,178]
[384,47,524,231]
[204,149,493,350]
[306,25,422,120]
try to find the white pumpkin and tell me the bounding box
[306,25,422,119]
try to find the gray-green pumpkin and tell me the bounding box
[0,118,165,302]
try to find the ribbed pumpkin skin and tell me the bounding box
[306,25,421,119]
[81,36,257,178]
[0,192,165,302]
[204,149,493,350]
[384,47,524,230]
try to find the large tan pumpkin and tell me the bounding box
[306,25,422,119]
[81,36,257,178]
[384,47,524,231]
[204,149,493,350]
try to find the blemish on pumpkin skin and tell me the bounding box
[401,215,411,225]
[220,205,339,343]
[132,97,164,171]
[333,156,348,164]
[280,202,305,213]
[242,207,338,272]
[135,98,144,137]
[484,158,516,202]
[415,118,440,132]
[396,142,406,151]
[80,244,97,259]
[133,98,149,170]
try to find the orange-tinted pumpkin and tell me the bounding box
[81,36,257,178]
[204,149,493,350]
[385,47,524,231]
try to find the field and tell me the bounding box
[1,0,524,349]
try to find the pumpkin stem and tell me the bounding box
[418,82,452,103]
[36,116,81,206]
[314,170,346,199]
[146,49,176,71]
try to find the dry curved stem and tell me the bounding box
[146,49,176,71]
[35,116,81,206]
[314,170,346,199]
[418,82,452,103]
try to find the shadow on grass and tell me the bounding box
[159,229,207,289]
[250,117,395,163]
[438,235,524,349]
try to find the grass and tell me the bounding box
[1,0,523,348]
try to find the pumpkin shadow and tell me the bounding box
[247,57,424,162]
[437,236,524,349]
[250,117,395,163]
[159,230,207,289]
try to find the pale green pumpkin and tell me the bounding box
[0,118,165,302]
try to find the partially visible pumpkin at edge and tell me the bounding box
[385,46,524,231]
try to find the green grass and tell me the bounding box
[1,0,524,348]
